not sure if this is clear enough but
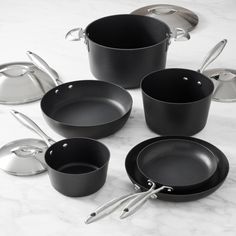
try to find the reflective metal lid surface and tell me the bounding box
[0,139,47,176]
[131,4,199,33]
[0,62,59,104]
[203,68,236,102]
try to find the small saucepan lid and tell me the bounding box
[0,138,47,176]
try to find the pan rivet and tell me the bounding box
[183,77,188,81]
[63,143,68,148]
[197,81,202,86]
[68,85,73,89]
[49,150,53,155]
[55,89,59,94]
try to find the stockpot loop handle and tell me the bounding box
[65,28,85,41]
[169,28,190,42]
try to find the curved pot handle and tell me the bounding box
[197,39,227,73]
[170,28,190,41]
[10,110,55,147]
[26,51,62,86]
[65,28,85,41]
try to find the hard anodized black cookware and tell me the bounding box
[85,136,228,223]
[66,14,189,88]
[140,39,227,136]
[125,136,228,202]
[11,110,110,197]
[141,68,214,135]
[136,139,218,192]
[40,80,133,139]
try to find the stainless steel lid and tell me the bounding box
[204,68,236,102]
[0,62,58,104]
[131,4,199,33]
[0,139,47,176]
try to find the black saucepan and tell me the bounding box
[40,80,132,139]
[136,139,218,193]
[126,136,229,202]
[11,110,110,197]
[141,69,214,135]
[66,14,189,88]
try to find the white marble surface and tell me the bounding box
[0,0,236,235]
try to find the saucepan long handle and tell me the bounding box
[10,110,55,147]
[197,39,227,73]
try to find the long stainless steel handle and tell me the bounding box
[10,110,55,147]
[197,39,227,73]
[26,51,61,86]
[85,192,142,224]
[65,28,84,41]
[85,181,156,224]
[120,185,173,219]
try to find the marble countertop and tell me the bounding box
[0,0,236,235]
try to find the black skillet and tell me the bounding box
[27,51,133,139]
[125,136,229,202]
[85,136,228,223]
[136,139,218,193]
[40,80,133,139]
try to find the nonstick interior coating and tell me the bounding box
[86,14,170,49]
[41,80,132,126]
[141,69,214,103]
[125,136,229,201]
[137,139,218,187]
[45,138,110,174]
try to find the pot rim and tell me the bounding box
[141,68,215,105]
[45,137,110,176]
[85,14,171,51]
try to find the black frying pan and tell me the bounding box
[136,139,218,192]
[125,136,229,202]
[40,80,133,139]
[85,136,228,223]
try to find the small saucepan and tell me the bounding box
[11,110,110,197]
[66,14,190,88]
[141,39,227,135]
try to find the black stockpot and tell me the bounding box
[69,14,172,88]
[141,69,214,136]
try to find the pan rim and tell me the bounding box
[125,136,229,198]
[136,138,218,188]
[40,80,133,128]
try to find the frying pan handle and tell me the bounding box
[197,39,227,73]
[120,185,173,219]
[26,51,61,86]
[10,110,55,147]
[65,28,85,41]
[85,191,144,224]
